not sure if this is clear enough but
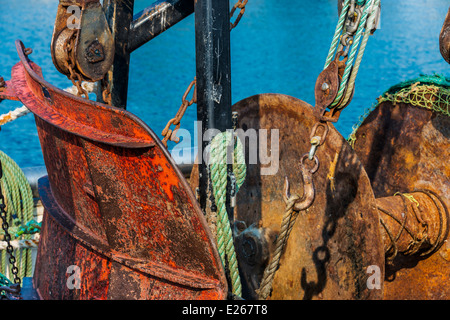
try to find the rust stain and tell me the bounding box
[353,100,450,300]
[3,40,227,300]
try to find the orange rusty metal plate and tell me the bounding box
[352,101,450,300]
[191,94,385,300]
[4,40,227,300]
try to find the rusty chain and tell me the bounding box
[161,0,248,147]
[230,0,248,30]
[63,30,89,99]
[63,29,112,104]
[161,78,197,147]
[0,159,21,299]
[101,76,112,105]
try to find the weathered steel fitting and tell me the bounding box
[51,0,114,81]
[377,190,449,262]
[234,222,276,300]
[440,6,450,64]
[284,154,318,212]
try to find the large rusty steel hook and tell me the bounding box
[283,153,319,212]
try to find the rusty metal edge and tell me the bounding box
[13,38,228,296]
[37,175,224,290]
[13,39,156,148]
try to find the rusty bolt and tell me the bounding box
[85,40,105,64]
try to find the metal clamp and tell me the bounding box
[308,122,329,160]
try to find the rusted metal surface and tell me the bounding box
[314,60,340,122]
[376,192,448,261]
[0,79,20,101]
[440,6,450,64]
[352,101,450,299]
[191,93,385,300]
[51,0,114,82]
[352,101,449,209]
[314,57,353,122]
[2,40,227,300]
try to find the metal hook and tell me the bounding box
[283,153,318,212]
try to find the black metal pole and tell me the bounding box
[195,0,233,213]
[98,0,135,109]
[128,0,195,53]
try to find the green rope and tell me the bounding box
[0,150,34,283]
[209,131,246,297]
[331,0,376,107]
[0,271,12,297]
[340,0,380,107]
[324,0,352,69]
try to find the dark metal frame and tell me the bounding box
[98,0,195,108]
[99,0,233,213]
[194,0,233,214]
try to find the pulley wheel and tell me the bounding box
[191,94,384,300]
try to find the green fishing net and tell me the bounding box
[348,74,450,148]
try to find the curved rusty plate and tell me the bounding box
[191,94,385,300]
[3,40,227,300]
[352,101,450,300]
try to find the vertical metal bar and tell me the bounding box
[195,0,232,213]
[98,0,135,109]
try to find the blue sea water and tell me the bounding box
[0,0,448,168]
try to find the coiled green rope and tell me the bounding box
[209,131,246,297]
[0,150,34,283]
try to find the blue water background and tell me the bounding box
[0,0,448,168]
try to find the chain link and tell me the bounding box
[62,29,112,104]
[63,30,89,99]
[161,1,248,147]
[0,159,21,289]
[101,76,112,105]
[161,78,197,147]
[230,0,248,30]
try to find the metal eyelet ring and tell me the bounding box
[300,153,319,174]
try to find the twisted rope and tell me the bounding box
[332,0,376,107]
[257,194,301,300]
[339,0,380,107]
[324,0,352,69]
[0,151,34,281]
[209,131,246,297]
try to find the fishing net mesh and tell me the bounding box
[348,74,450,148]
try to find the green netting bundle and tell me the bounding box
[348,74,450,147]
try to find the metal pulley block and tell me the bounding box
[440,6,450,64]
[51,0,114,82]
[313,59,345,122]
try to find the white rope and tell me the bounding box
[0,106,30,126]
[0,81,96,126]
[0,237,39,250]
